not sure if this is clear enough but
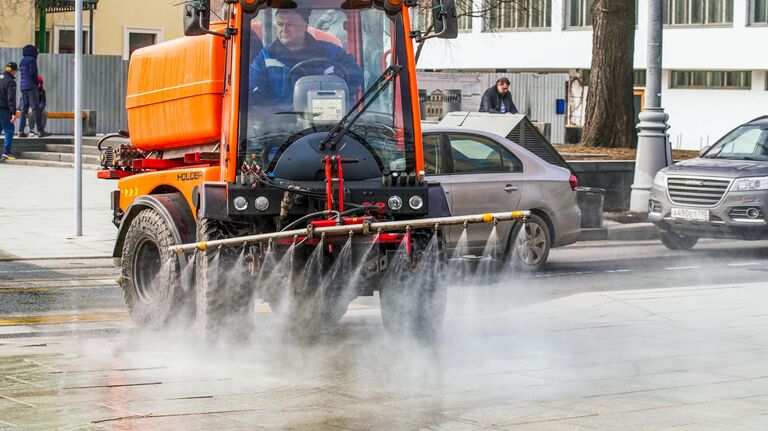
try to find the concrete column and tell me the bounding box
[629,0,672,214]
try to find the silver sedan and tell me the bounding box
[423,125,581,271]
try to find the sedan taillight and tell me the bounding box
[569,175,579,191]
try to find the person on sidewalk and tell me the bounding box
[479,77,519,115]
[18,44,50,138]
[29,76,47,135]
[0,62,18,160]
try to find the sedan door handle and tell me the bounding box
[504,184,519,193]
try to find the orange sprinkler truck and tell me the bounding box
[98,0,529,340]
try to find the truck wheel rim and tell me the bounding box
[133,238,163,303]
[516,222,547,265]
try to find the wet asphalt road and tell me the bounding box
[0,239,766,429]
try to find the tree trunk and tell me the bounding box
[582,0,637,149]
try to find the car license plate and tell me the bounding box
[671,208,709,222]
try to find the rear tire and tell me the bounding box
[506,215,551,272]
[380,233,447,343]
[119,209,192,329]
[195,219,256,335]
[659,230,699,250]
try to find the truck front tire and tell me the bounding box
[119,209,192,329]
[195,219,256,335]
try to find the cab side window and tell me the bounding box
[423,133,444,175]
[448,134,523,174]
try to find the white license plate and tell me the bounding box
[671,208,709,222]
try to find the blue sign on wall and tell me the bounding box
[555,99,566,115]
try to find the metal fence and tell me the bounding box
[0,48,128,135]
[417,71,569,144]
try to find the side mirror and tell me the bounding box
[698,145,712,157]
[432,0,458,39]
[184,0,211,37]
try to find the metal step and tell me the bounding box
[18,151,100,165]
[0,159,100,170]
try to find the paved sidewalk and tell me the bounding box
[0,164,116,259]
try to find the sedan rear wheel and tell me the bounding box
[507,215,551,272]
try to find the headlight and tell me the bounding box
[408,195,424,210]
[732,177,768,191]
[653,171,667,188]
[387,195,403,211]
[233,196,248,211]
[254,196,270,212]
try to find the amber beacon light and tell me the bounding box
[384,0,403,14]
[240,0,265,13]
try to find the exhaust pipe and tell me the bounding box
[169,210,531,254]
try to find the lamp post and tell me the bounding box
[74,0,83,236]
[629,0,673,213]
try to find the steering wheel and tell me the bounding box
[288,58,349,84]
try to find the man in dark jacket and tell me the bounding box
[18,44,50,138]
[249,9,362,111]
[479,77,519,114]
[0,62,18,160]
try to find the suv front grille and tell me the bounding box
[667,177,731,206]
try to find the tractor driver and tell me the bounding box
[248,9,363,112]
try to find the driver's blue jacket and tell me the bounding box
[249,34,363,110]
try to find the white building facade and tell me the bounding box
[415,0,768,150]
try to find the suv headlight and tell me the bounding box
[732,176,768,191]
[653,171,667,188]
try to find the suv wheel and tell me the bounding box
[659,230,699,250]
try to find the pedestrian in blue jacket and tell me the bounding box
[18,44,50,138]
[0,62,18,160]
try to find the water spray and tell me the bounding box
[169,211,532,254]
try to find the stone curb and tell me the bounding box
[580,222,658,242]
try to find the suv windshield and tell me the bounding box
[238,4,415,175]
[704,125,768,160]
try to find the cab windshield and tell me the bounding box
[238,4,415,175]
[704,125,768,160]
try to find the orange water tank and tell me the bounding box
[126,33,226,152]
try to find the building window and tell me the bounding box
[567,0,593,27]
[633,70,647,87]
[34,30,51,51]
[411,1,473,32]
[124,27,164,60]
[485,0,552,30]
[54,27,90,54]
[752,0,768,23]
[671,70,751,89]
[663,0,734,25]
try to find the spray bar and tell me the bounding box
[169,210,531,254]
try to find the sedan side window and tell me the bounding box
[448,134,521,174]
[423,134,443,175]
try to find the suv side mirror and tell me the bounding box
[432,0,458,39]
[698,145,712,157]
[184,0,211,37]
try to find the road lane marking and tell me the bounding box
[727,262,761,267]
[0,393,35,407]
[3,375,45,388]
[0,312,128,326]
[664,266,701,270]
[254,303,375,314]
